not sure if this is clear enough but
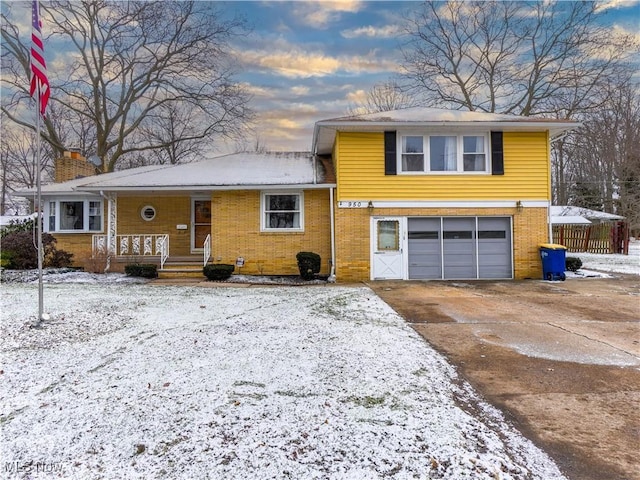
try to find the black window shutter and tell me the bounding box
[491,131,504,175]
[384,131,397,175]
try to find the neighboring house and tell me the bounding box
[550,205,625,225]
[16,107,579,281]
[551,205,629,254]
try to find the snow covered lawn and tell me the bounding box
[0,283,565,479]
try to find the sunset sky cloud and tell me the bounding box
[2,1,638,154]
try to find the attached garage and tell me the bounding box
[408,216,512,279]
[372,216,513,280]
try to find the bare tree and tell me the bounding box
[564,82,640,229]
[0,122,54,214]
[402,1,636,116]
[347,81,418,115]
[1,1,252,173]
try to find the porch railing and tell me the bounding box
[203,234,211,267]
[92,234,170,268]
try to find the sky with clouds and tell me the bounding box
[220,0,640,153]
[2,0,638,155]
[224,0,411,152]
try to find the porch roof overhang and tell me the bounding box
[312,107,581,155]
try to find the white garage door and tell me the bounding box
[408,217,512,280]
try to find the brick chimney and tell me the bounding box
[54,150,96,183]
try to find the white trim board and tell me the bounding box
[340,200,549,208]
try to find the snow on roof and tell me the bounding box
[14,164,168,196]
[324,107,550,123]
[14,152,333,195]
[0,214,36,227]
[313,106,580,155]
[551,206,624,221]
[75,152,328,191]
[551,215,591,225]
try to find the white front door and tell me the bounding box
[371,217,404,279]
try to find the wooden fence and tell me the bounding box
[553,221,630,254]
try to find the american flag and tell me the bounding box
[30,0,49,116]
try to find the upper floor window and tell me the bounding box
[261,191,304,232]
[399,134,489,173]
[45,199,103,233]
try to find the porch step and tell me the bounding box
[159,262,206,279]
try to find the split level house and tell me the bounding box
[18,107,579,282]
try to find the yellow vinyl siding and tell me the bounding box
[335,131,550,201]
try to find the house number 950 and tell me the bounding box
[339,201,366,208]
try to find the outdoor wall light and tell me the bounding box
[516,200,523,211]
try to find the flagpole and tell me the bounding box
[31,0,48,325]
[36,87,44,324]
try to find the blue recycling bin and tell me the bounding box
[539,243,567,281]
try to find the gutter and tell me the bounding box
[77,183,337,193]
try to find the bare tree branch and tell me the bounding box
[1,0,252,173]
[347,81,419,115]
[402,1,636,116]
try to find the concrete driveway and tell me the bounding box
[369,276,640,480]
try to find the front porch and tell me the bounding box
[93,233,212,278]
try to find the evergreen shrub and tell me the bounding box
[565,256,583,272]
[124,263,158,278]
[203,264,234,281]
[1,231,73,269]
[296,251,321,280]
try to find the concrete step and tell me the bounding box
[162,263,204,270]
[159,262,206,279]
[158,268,205,279]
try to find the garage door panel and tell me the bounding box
[478,217,512,278]
[408,218,441,279]
[444,241,474,255]
[407,216,512,280]
[409,265,442,278]
[479,243,508,254]
[444,266,476,279]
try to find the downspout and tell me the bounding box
[312,153,317,185]
[548,203,553,243]
[329,186,336,282]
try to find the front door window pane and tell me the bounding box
[378,220,399,250]
[193,200,212,248]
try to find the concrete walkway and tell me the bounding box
[370,276,640,480]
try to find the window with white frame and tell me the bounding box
[399,134,489,173]
[261,192,303,231]
[45,199,103,232]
